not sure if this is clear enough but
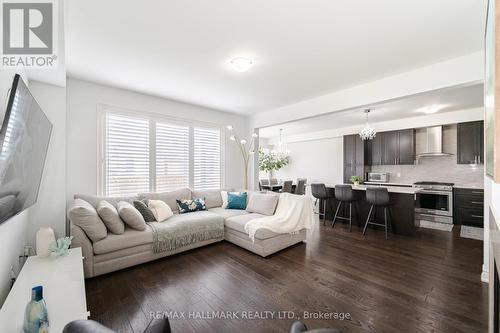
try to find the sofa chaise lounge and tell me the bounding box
[70,188,307,278]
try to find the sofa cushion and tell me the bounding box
[139,188,191,214]
[224,213,280,240]
[208,207,249,219]
[148,199,173,222]
[68,199,108,242]
[226,192,247,210]
[97,200,125,234]
[93,226,153,254]
[192,189,223,209]
[133,199,157,222]
[117,201,147,231]
[246,193,279,216]
[177,198,207,214]
[74,194,138,209]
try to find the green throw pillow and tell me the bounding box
[133,199,156,222]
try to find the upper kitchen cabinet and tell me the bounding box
[457,121,484,164]
[382,131,398,165]
[397,129,416,165]
[366,129,415,166]
[367,134,383,166]
[343,134,368,183]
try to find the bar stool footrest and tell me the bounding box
[367,222,387,227]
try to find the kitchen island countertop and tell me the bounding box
[325,184,420,194]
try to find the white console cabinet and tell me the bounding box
[0,248,88,332]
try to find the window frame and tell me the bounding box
[97,104,225,196]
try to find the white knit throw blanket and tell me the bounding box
[244,192,315,241]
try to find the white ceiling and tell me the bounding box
[259,84,484,138]
[66,0,486,115]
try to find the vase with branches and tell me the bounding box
[258,149,289,183]
[227,125,258,189]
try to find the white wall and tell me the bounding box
[28,81,67,242]
[0,71,29,306]
[66,78,247,202]
[274,137,343,195]
[0,76,67,306]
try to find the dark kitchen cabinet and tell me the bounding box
[367,134,383,166]
[397,129,416,165]
[457,121,484,164]
[383,131,398,165]
[343,134,368,183]
[453,187,484,227]
[366,129,415,166]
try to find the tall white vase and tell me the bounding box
[36,227,56,257]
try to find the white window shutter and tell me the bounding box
[104,113,150,196]
[193,126,221,190]
[156,122,190,192]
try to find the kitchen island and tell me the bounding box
[321,184,419,236]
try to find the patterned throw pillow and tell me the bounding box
[176,198,207,214]
[133,199,157,222]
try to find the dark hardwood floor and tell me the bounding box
[85,219,488,333]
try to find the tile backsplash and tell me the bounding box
[370,124,484,189]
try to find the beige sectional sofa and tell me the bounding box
[70,189,307,278]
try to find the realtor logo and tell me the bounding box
[1,0,58,68]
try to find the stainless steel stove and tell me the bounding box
[413,181,454,225]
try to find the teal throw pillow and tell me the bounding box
[176,198,207,214]
[133,199,157,222]
[226,192,247,210]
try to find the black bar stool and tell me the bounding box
[362,187,393,239]
[332,184,358,231]
[311,183,335,225]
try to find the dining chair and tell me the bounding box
[282,180,293,193]
[295,178,306,195]
[270,178,278,185]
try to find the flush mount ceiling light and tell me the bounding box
[359,109,376,141]
[229,57,254,72]
[417,105,443,114]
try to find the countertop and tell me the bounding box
[363,181,484,190]
[364,181,412,187]
[326,184,420,194]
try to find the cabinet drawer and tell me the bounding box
[455,207,484,227]
[454,195,484,208]
[454,188,484,198]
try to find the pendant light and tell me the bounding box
[359,109,376,140]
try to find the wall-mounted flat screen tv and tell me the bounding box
[0,74,52,224]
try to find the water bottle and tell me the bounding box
[23,286,49,333]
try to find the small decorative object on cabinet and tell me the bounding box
[35,227,56,257]
[23,286,49,333]
[350,175,362,186]
[50,236,74,257]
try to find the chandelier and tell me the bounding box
[277,128,290,156]
[359,109,376,140]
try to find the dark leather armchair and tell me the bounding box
[63,319,170,333]
[289,320,342,333]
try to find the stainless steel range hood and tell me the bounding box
[416,126,453,157]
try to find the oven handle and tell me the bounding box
[415,190,452,195]
[417,213,449,218]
